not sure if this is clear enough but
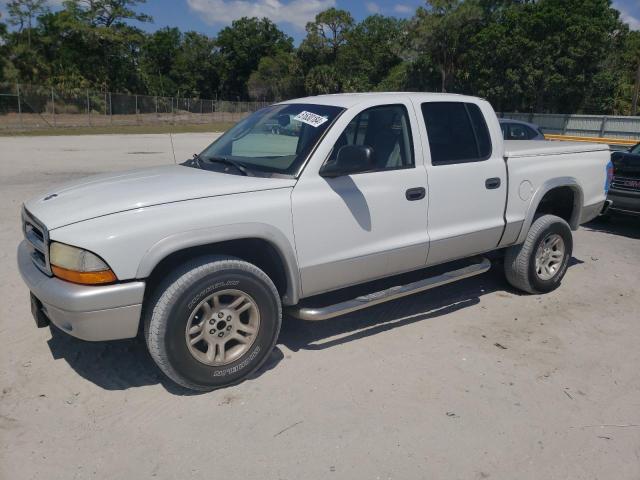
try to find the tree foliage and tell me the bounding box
[247,52,303,101]
[410,0,483,92]
[216,17,294,99]
[6,0,47,47]
[1,0,639,114]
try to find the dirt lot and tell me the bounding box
[1,134,639,480]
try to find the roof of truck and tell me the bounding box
[280,92,484,108]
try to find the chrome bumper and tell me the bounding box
[17,241,145,341]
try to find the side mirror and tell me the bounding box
[320,145,374,178]
[278,114,290,127]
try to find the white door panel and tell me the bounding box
[414,99,507,265]
[426,162,506,248]
[292,100,429,297]
[292,169,428,296]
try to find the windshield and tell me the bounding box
[198,103,344,176]
[631,143,640,155]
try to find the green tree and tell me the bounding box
[65,0,151,27]
[0,13,7,82]
[409,0,483,93]
[465,0,625,113]
[340,15,406,89]
[43,0,151,91]
[622,31,640,115]
[172,31,220,98]
[304,64,341,95]
[299,10,403,93]
[216,17,293,99]
[140,27,182,96]
[6,0,47,47]
[247,51,303,100]
[141,29,219,98]
[0,0,637,115]
[300,7,354,63]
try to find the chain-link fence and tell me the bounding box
[0,83,271,130]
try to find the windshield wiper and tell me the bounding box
[182,153,204,168]
[202,155,250,176]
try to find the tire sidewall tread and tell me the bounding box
[145,255,281,391]
[504,214,573,294]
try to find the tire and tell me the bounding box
[145,255,282,391]
[504,214,573,294]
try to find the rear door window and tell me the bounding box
[421,102,492,165]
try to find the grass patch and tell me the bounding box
[0,122,235,137]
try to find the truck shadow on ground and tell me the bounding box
[45,260,578,395]
[583,216,640,240]
[279,266,505,353]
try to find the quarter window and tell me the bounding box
[327,104,414,171]
[421,102,492,165]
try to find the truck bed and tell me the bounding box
[499,139,610,248]
[504,140,609,158]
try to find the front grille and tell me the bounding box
[611,175,640,193]
[22,207,52,276]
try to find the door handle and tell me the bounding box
[406,187,426,201]
[485,177,501,189]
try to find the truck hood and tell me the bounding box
[24,165,296,230]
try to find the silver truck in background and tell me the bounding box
[18,93,611,391]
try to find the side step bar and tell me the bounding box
[288,257,491,321]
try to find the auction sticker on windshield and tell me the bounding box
[294,111,329,127]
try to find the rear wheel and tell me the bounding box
[504,214,573,294]
[145,256,281,391]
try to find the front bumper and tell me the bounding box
[17,241,145,341]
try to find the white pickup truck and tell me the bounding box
[18,93,611,391]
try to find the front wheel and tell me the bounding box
[145,256,282,391]
[504,214,573,294]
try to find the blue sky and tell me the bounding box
[134,0,425,41]
[1,0,639,42]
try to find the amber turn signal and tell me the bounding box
[51,265,117,285]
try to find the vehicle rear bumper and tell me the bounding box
[607,189,640,216]
[17,241,145,341]
[580,200,607,224]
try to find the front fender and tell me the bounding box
[49,188,301,304]
[136,223,302,305]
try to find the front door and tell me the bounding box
[292,102,429,297]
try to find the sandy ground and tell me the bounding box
[1,133,639,480]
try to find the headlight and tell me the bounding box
[49,242,117,285]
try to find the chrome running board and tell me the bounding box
[288,257,491,321]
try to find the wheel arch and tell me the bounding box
[137,223,301,306]
[515,177,584,245]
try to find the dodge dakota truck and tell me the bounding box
[18,93,611,391]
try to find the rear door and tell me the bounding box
[415,100,507,265]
